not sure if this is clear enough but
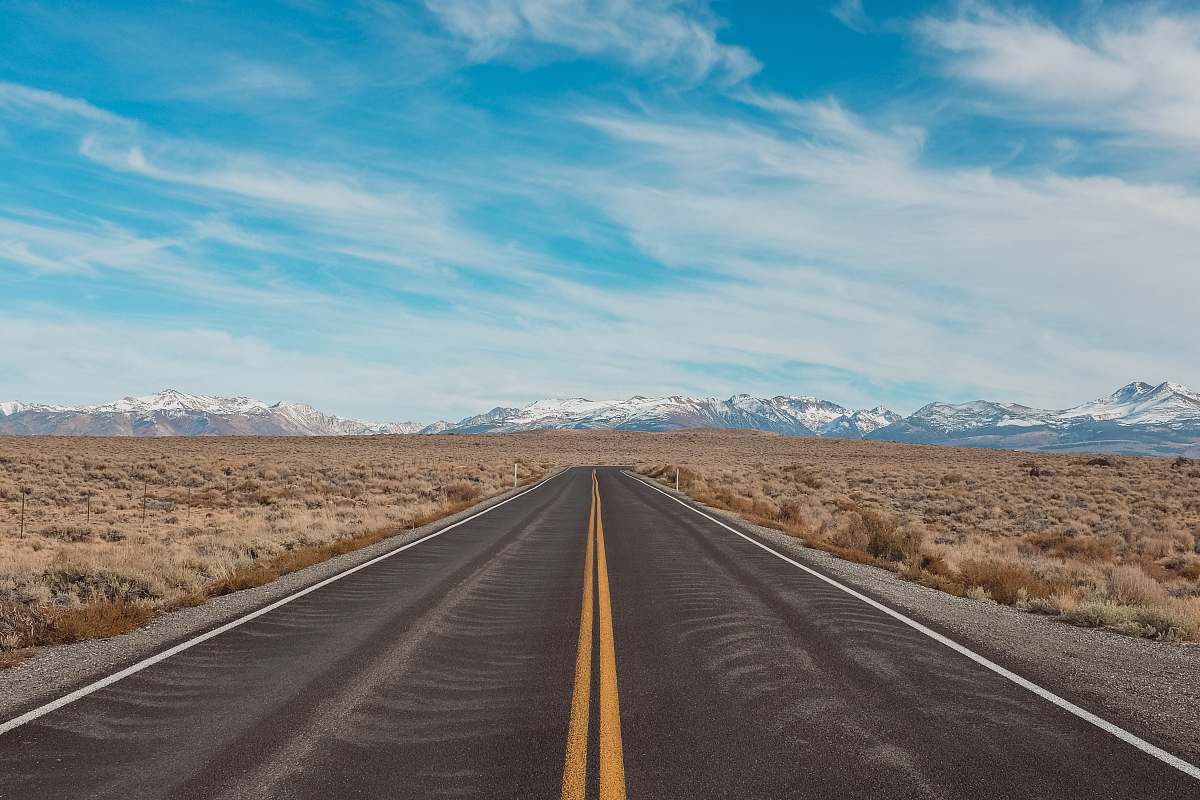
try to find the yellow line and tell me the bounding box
[560,473,596,800]
[595,472,627,800]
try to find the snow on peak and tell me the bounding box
[909,400,1051,432]
[0,389,425,436]
[1061,380,1200,425]
[1110,381,1155,403]
[904,381,1200,434]
[84,389,272,415]
[441,393,899,436]
[0,400,70,416]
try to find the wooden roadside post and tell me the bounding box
[19,488,26,536]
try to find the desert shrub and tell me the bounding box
[39,525,93,542]
[1106,565,1168,606]
[797,471,823,489]
[1064,601,1192,641]
[1159,555,1200,580]
[444,481,482,504]
[909,551,953,578]
[776,498,806,526]
[1064,601,1133,630]
[0,601,51,651]
[1019,596,1062,615]
[853,510,922,562]
[40,566,157,603]
[44,600,152,644]
[1023,530,1116,561]
[956,559,1048,605]
[965,586,994,603]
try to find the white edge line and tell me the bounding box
[623,471,1200,782]
[0,471,564,737]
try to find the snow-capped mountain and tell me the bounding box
[1058,381,1200,426]
[4,383,1198,454]
[868,381,1200,456]
[0,389,419,437]
[442,394,901,437]
[0,401,70,416]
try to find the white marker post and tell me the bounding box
[675,468,680,492]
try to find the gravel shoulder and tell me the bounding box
[0,470,565,723]
[626,472,1200,765]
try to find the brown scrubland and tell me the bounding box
[636,434,1200,643]
[0,435,554,665]
[2,430,1198,665]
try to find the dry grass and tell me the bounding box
[3,429,1199,658]
[0,435,561,657]
[635,431,1200,642]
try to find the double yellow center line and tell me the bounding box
[561,470,626,800]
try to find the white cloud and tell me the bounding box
[78,137,424,219]
[0,212,336,310]
[831,0,869,33]
[425,0,759,84]
[185,58,313,99]
[0,81,132,127]
[918,4,1200,149]
[560,99,1200,406]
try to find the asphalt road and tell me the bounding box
[1,466,1196,799]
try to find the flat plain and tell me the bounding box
[1,430,1198,664]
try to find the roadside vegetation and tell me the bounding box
[0,435,551,666]
[640,438,1200,643]
[4,429,1197,667]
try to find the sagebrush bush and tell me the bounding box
[1107,565,1168,606]
[957,559,1049,605]
[853,510,923,563]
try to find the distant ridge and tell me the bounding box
[866,381,1200,456]
[3,383,1199,455]
[441,394,901,437]
[0,389,433,437]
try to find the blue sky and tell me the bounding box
[1,0,1197,423]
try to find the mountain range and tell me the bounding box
[445,395,901,437]
[2,382,1199,456]
[867,381,1200,456]
[0,390,430,437]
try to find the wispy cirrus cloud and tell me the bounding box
[0,82,555,288]
[78,135,432,220]
[424,0,759,84]
[918,3,1200,150]
[0,81,132,128]
[180,58,314,100]
[560,96,1200,405]
[831,0,871,33]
